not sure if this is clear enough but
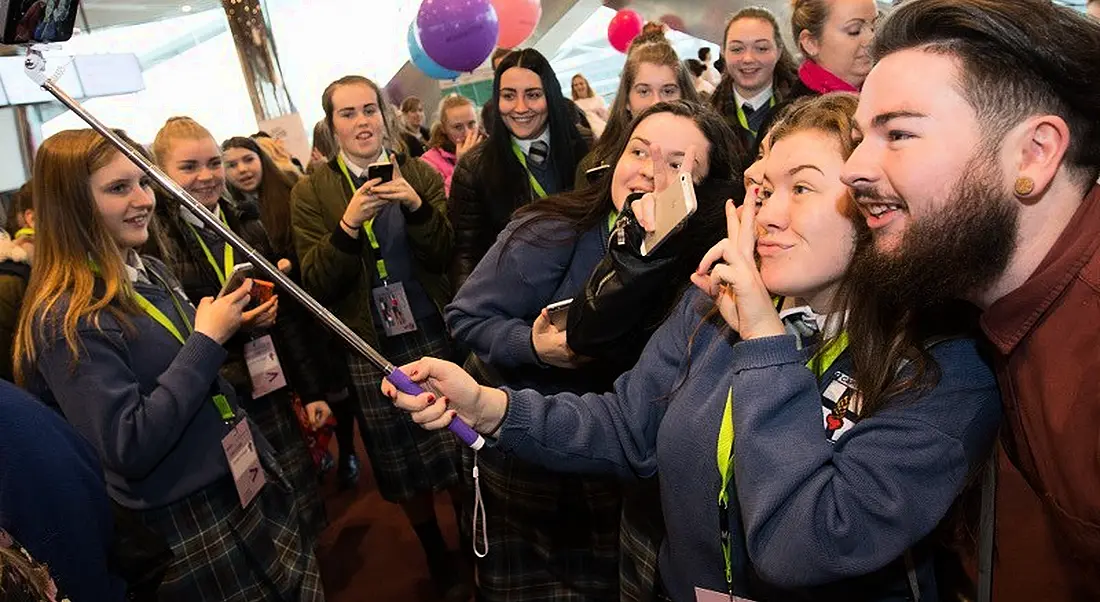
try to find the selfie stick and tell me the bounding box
[23,49,485,451]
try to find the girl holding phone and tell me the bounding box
[395,94,1001,600]
[15,129,323,601]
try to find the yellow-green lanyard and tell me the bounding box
[337,155,390,281]
[511,141,548,199]
[715,331,849,595]
[607,209,619,232]
[114,265,235,422]
[735,95,777,137]
[184,210,234,286]
[13,227,34,239]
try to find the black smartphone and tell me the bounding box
[585,164,611,184]
[366,162,394,184]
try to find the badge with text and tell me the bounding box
[243,334,288,398]
[221,419,266,508]
[694,587,756,602]
[372,282,418,337]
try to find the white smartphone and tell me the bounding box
[544,298,573,330]
[219,262,254,297]
[640,172,697,256]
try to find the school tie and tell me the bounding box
[528,140,549,166]
[742,103,755,118]
[781,308,823,350]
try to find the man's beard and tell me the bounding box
[848,153,1019,309]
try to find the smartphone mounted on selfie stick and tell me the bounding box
[17,45,485,452]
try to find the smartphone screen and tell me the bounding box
[367,162,394,183]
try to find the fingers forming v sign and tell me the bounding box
[690,199,786,340]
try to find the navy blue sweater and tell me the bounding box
[445,213,610,391]
[0,380,126,601]
[28,259,268,509]
[495,290,1001,601]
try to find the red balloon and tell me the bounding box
[607,9,644,53]
[493,0,542,49]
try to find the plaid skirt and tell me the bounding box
[619,479,665,602]
[346,315,461,503]
[242,389,327,546]
[137,458,324,602]
[470,446,622,602]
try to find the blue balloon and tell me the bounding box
[408,22,460,80]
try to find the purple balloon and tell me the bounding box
[417,0,500,72]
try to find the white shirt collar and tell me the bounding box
[123,249,150,284]
[734,86,774,112]
[513,128,551,156]
[180,203,221,230]
[340,149,388,177]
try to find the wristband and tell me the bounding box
[340,218,356,232]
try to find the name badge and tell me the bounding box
[372,282,418,337]
[243,334,288,398]
[221,419,266,508]
[694,588,757,602]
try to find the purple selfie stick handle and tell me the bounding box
[386,367,485,450]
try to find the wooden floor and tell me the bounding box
[314,428,466,602]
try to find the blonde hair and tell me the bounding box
[14,129,145,385]
[428,94,476,150]
[152,116,216,166]
[571,74,595,100]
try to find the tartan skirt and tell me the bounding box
[470,446,622,602]
[136,457,324,602]
[618,479,665,602]
[346,314,461,503]
[241,389,327,547]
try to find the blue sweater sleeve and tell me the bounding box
[729,335,1001,587]
[37,324,229,480]
[445,218,574,369]
[495,290,698,479]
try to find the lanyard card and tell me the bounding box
[694,588,757,602]
[221,419,266,508]
[372,282,418,337]
[243,334,288,398]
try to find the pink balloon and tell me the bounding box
[492,0,542,49]
[608,9,644,53]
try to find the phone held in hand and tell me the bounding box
[641,172,697,256]
[367,162,394,184]
[585,164,611,184]
[545,298,573,330]
[219,262,254,298]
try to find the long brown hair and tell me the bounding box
[14,129,146,385]
[711,7,800,118]
[221,136,296,255]
[589,41,702,169]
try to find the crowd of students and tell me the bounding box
[1,0,1099,601]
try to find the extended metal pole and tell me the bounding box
[25,50,484,449]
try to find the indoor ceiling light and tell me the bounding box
[181,4,193,13]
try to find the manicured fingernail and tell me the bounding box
[427,394,436,403]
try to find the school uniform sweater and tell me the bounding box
[28,258,265,510]
[493,289,1002,601]
[445,213,611,393]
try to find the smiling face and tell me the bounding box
[161,136,224,210]
[724,17,781,97]
[90,151,156,251]
[571,75,589,98]
[223,147,263,193]
[802,0,877,88]
[499,67,549,140]
[627,63,682,116]
[331,83,386,165]
[443,104,479,147]
[610,111,711,212]
[756,129,856,307]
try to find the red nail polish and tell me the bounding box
[427,394,436,403]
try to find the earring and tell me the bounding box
[1014,176,1035,197]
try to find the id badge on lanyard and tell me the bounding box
[243,334,288,398]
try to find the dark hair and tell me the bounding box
[791,0,831,56]
[685,58,706,78]
[401,96,423,113]
[251,130,272,139]
[311,119,336,160]
[698,47,711,62]
[491,47,512,69]
[7,180,32,231]
[712,6,800,121]
[481,48,586,205]
[873,0,1100,189]
[221,136,296,254]
[589,41,703,170]
[507,100,744,251]
[321,75,405,155]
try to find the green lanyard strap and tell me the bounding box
[135,270,235,422]
[337,154,390,281]
[607,209,619,232]
[735,95,777,137]
[184,210,234,286]
[715,330,849,593]
[510,141,548,199]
